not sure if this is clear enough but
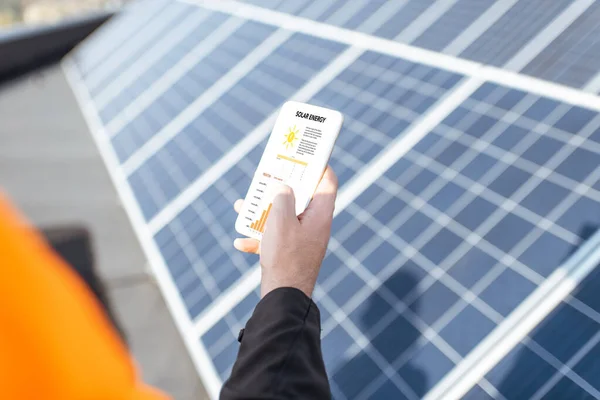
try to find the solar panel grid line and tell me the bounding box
[392,107,600,276]
[119,29,294,174]
[312,286,422,400]
[319,234,501,350]
[566,294,600,326]
[442,126,600,219]
[393,0,460,44]
[355,0,412,35]
[477,380,505,400]
[190,77,483,336]
[308,89,600,398]
[321,235,498,358]
[73,0,169,75]
[425,231,600,400]
[347,155,599,328]
[521,335,600,399]
[407,136,585,248]
[93,8,213,109]
[61,59,223,399]
[530,331,600,399]
[195,268,261,335]
[166,213,222,301]
[441,0,519,56]
[185,0,484,76]
[407,0,493,53]
[146,46,365,234]
[148,153,255,298]
[458,0,574,68]
[502,0,595,72]
[320,0,372,27]
[104,16,247,137]
[84,0,181,91]
[584,71,600,93]
[519,1,600,91]
[459,96,600,159]
[476,66,600,112]
[189,0,600,114]
[395,148,600,297]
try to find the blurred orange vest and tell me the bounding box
[0,194,168,400]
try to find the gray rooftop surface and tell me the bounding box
[0,64,209,400]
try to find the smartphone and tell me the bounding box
[235,101,343,240]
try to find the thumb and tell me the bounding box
[269,183,297,225]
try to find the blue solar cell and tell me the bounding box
[480,268,538,317]
[398,342,455,396]
[329,271,364,306]
[440,304,496,357]
[333,350,383,399]
[520,134,565,165]
[521,180,571,216]
[556,147,599,182]
[447,247,497,289]
[484,213,535,253]
[429,182,466,212]
[454,197,495,232]
[522,2,600,88]
[518,232,575,278]
[412,281,460,326]
[371,314,420,363]
[459,0,573,66]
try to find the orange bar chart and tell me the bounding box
[250,203,272,233]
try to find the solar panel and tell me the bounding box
[63,0,600,398]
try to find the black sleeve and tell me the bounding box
[220,287,331,400]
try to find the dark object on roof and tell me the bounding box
[0,12,113,85]
[43,225,126,344]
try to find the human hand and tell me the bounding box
[233,166,338,298]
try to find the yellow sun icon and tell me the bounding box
[283,125,299,150]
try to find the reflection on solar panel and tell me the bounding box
[63,0,600,398]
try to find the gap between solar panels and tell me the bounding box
[426,228,600,399]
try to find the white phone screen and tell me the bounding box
[235,101,343,240]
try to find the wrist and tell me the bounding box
[260,271,315,298]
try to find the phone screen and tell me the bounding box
[235,101,343,240]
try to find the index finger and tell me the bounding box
[301,166,338,222]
